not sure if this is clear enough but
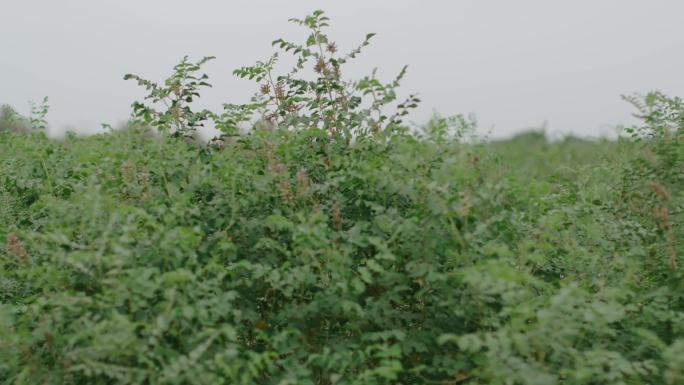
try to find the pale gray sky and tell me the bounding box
[2,0,684,138]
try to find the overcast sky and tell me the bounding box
[2,0,684,138]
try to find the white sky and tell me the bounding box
[1,0,683,138]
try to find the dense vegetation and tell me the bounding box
[1,10,683,385]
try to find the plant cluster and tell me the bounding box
[1,10,683,385]
[0,97,49,133]
[124,10,419,144]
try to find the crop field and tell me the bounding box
[1,10,683,385]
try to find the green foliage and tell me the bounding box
[29,97,50,132]
[0,97,49,133]
[419,113,478,144]
[124,57,217,139]
[1,10,683,385]
[124,10,419,144]
[233,10,419,141]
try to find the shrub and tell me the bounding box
[0,10,682,385]
[0,97,49,133]
[125,10,419,145]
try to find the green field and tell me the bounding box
[1,10,683,385]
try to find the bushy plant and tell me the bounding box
[125,10,419,145]
[1,10,683,385]
[233,10,420,142]
[124,57,217,139]
[0,97,49,133]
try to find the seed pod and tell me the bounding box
[279,179,293,202]
[275,83,286,101]
[6,233,28,264]
[647,180,670,200]
[296,169,310,196]
[332,202,343,230]
[171,81,181,97]
[314,57,327,74]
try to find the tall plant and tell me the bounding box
[234,9,420,141]
[124,10,420,144]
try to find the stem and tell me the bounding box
[315,28,337,134]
